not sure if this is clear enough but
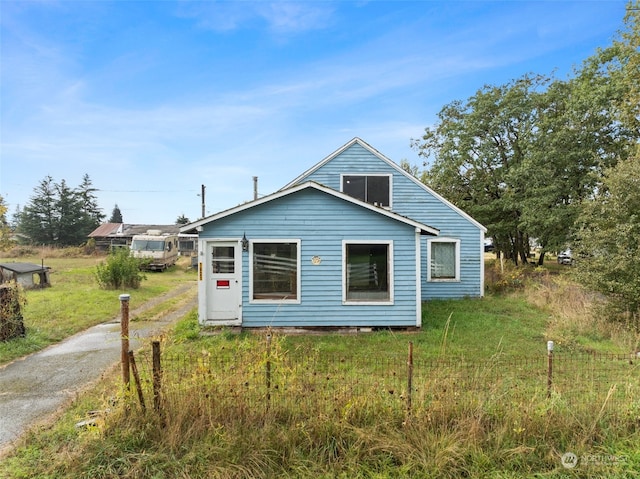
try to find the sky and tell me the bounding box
[0,0,630,225]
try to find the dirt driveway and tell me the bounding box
[0,282,197,457]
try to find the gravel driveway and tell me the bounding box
[0,282,197,457]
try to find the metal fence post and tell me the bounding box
[407,341,414,419]
[547,340,554,399]
[266,333,272,407]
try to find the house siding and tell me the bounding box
[295,142,484,299]
[198,188,420,327]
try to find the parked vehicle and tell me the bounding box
[557,249,573,265]
[130,230,178,271]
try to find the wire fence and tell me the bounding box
[125,338,640,424]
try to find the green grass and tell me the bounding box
[1,258,639,478]
[0,255,196,364]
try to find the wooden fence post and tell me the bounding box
[407,341,414,419]
[119,294,131,387]
[265,333,272,407]
[128,350,146,412]
[152,340,163,415]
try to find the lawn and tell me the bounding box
[0,254,197,365]
[1,257,638,478]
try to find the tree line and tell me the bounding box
[411,3,639,318]
[0,180,189,248]
[5,174,106,247]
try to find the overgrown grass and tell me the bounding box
[2,257,639,478]
[0,254,196,364]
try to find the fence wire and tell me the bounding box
[130,344,640,422]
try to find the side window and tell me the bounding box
[251,241,300,302]
[344,241,393,303]
[428,239,460,281]
[342,175,391,207]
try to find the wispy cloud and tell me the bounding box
[175,1,335,34]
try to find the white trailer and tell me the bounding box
[130,230,179,271]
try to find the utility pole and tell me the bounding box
[201,184,206,218]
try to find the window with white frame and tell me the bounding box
[251,241,300,301]
[342,174,391,207]
[344,241,393,302]
[428,239,460,281]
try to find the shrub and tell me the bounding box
[94,248,146,290]
[0,283,26,340]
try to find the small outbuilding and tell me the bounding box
[0,262,51,289]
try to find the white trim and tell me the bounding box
[427,238,461,282]
[249,239,301,305]
[415,229,422,327]
[342,240,394,305]
[181,181,438,236]
[480,231,485,297]
[340,173,393,209]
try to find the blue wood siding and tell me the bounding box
[297,142,484,299]
[199,188,419,327]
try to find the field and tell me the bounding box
[0,252,197,365]
[1,255,639,478]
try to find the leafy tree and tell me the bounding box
[413,4,638,266]
[175,214,190,225]
[573,154,640,323]
[518,66,633,264]
[571,2,640,322]
[412,75,547,264]
[109,204,123,223]
[0,195,12,250]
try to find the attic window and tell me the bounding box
[342,175,391,207]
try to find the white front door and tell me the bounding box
[207,241,241,323]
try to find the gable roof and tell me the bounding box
[88,223,123,237]
[181,181,439,236]
[283,137,487,233]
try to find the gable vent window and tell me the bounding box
[342,175,391,207]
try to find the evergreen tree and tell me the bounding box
[17,174,105,246]
[19,175,58,244]
[77,174,105,229]
[109,204,123,223]
[175,214,190,225]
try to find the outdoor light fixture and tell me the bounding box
[242,233,249,252]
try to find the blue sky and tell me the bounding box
[0,0,629,225]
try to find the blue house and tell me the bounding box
[182,138,486,329]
